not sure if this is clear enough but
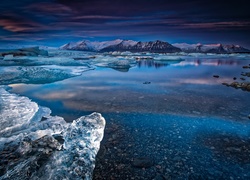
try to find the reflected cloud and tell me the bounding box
[171,59,240,67]
[171,78,229,85]
[34,92,76,100]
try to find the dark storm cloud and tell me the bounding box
[0,0,249,46]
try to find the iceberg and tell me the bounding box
[0,47,48,58]
[0,87,105,179]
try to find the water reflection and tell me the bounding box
[136,59,242,69]
[7,56,250,179]
[173,59,241,67]
[137,60,182,68]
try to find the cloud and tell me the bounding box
[0,0,249,46]
[72,15,130,20]
[181,21,250,30]
[26,2,72,17]
[0,14,45,33]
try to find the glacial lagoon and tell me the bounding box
[1,51,250,179]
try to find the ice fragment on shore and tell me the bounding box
[0,87,105,179]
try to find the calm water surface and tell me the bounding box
[10,58,250,179]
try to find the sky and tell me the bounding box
[0,0,250,47]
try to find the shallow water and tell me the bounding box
[10,57,250,179]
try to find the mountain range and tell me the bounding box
[60,39,250,53]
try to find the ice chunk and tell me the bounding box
[0,88,39,133]
[107,60,132,71]
[32,113,105,180]
[2,54,14,60]
[0,88,105,179]
[0,87,66,145]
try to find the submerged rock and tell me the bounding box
[132,157,154,168]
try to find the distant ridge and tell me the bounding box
[173,43,250,53]
[60,39,250,53]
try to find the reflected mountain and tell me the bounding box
[173,59,241,67]
[137,60,183,68]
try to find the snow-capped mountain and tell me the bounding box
[60,39,124,51]
[60,41,93,51]
[60,40,250,53]
[173,43,250,53]
[61,40,181,53]
[100,40,181,53]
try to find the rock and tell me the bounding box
[143,81,151,84]
[242,66,250,69]
[241,72,250,77]
[248,115,250,119]
[241,82,249,88]
[132,157,154,168]
[152,174,167,180]
[240,77,246,81]
[230,82,241,88]
[222,82,229,86]
[213,75,219,78]
[233,77,237,80]
[246,84,250,91]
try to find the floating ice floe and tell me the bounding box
[0,87,105,179]
[0,65,93,85]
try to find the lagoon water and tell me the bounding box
[9,57,250,179]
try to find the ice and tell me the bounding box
[0,47,48,58]
[0,87,66,146]
[32,113,105,180]
[0,88,106,179]
[0,65,91,85]
[2,49,249,86]
[0,88,38,132]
